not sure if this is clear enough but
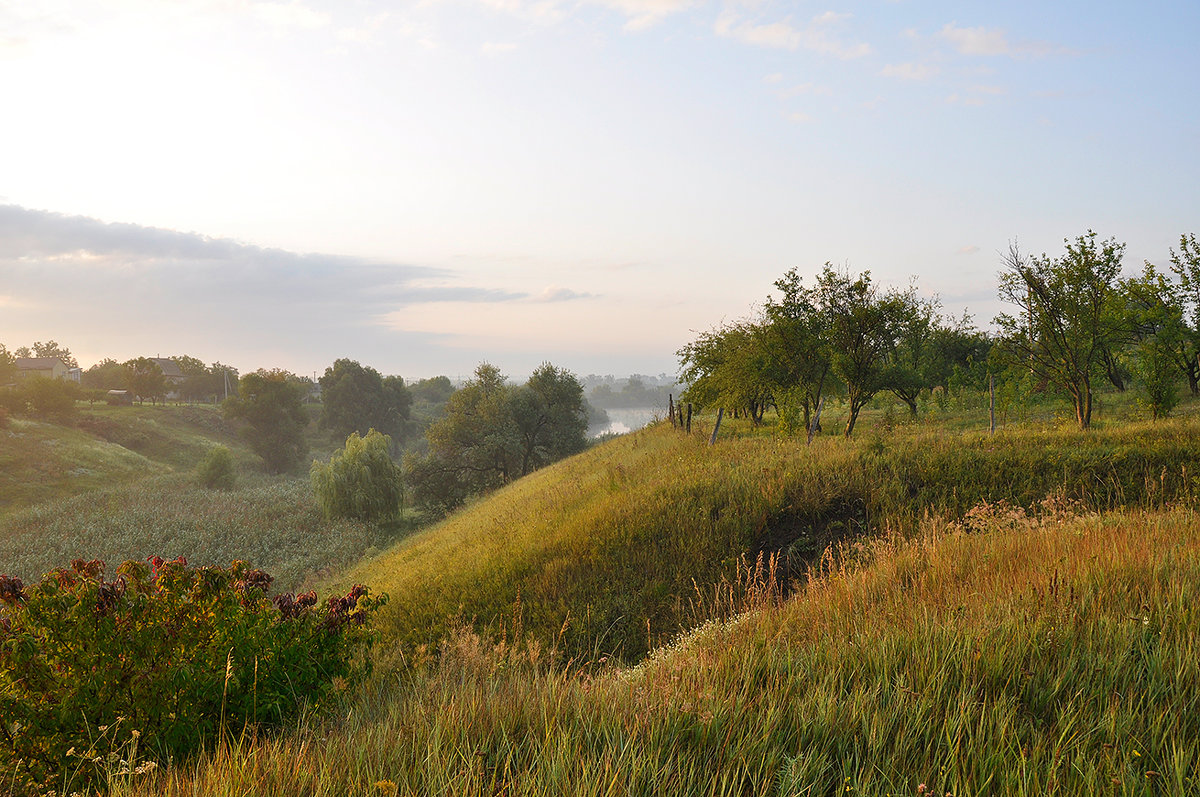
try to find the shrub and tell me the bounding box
[311,429,403,521]
[196,445,236,490]
[0,558,383,792]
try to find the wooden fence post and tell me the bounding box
[989,373,996,434]
[709,407,724,445]
[686,404,692,434]
[669,394,675,427]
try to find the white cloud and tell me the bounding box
[938,22,1071,58]
[788,111,812,123]
[880,62,938,80]
[591,0,694,31]
[251,2,330,30]
[715,11,870,58]
[482,41,519,55]
[957,245,980,255]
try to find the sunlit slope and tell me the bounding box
[345,415,1200,663]
[127,505,1200,796]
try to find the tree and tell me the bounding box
[224,370,310,474]
[678,320,775,424]
[1166,233,1200,394]
[815,266,914,436]
[29,341,78,369]
[318,359,412,442]
[81,358,126,391]
[510,363,588,475]
[1123,263,1187,419]
[311,429,403,520]
[408,362,587,514]
[762,268,831,434]
[123,357,167,405]
[0,345,14,385]
[995,233,1128,429]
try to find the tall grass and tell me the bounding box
[337,413,1200,663]
[110,505,1200,796]
[0,474,408,592]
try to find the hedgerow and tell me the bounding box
[0,557,383,792]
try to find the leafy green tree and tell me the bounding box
[318,359,412,442]
[224,370,310,473]
[409,362,587,513]
[762,268,831,433]
[81,358,126,391]
[311,429,403,520]
[1166,233,1200,394]
[1123,263,1187,419]
[815,266,914,436]
[410,375,455,405]
[678,320,775,424]
[123,357,167,404]
[510,363,588,475]
[995,233,1129,429]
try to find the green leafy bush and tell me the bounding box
[196,445,236,490]
[0,558,383,792]
[311,429,403,520]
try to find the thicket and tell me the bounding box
[0,557,382,793]
[311,430,403,521]
[195,445,236,490]
[0,377,83,420]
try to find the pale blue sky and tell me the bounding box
[2,1,1197,380]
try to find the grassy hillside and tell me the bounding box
[338,409,1200,664]
[0,404,246,514]
[0,403,411,591]
[114,505,1200,796]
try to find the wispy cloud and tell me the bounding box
[715,10,870,59]
[880,62,939,80]
[481,40,519,55]
[531,286,596,302]
[591,0,694,31]
[938,22,1073,58]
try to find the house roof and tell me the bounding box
[16,357,64,370]
[149,358,185,378]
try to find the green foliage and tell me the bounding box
[0,344,15,385]
[0,376,82,419]
[123,357,167,405]
[312,430,403,521]
[224,370,310,474]
[0,557,381,792]
[995,232,1129,428]
[318,359,412,442]
[82,357,127,391]
[196,445,236,490]
[409,362,587,514]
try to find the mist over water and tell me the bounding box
[591,408,662,437]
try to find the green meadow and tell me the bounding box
[3,394,1200,795]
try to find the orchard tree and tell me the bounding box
[28,341,78,369]
[815,266,914,436]
[224,369,310,473]
[678,320,775,424]
[1165,233,1200,394]
[995,232,1129,429]
[0,344,15,384]
[762,268,831,433]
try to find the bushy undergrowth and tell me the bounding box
[110,506,1200,796]
[196,445,236,490]
[0,476,406,593]
[0,557,381,793]
[341,414,1200,664]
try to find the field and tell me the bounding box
[3,393,1200,795]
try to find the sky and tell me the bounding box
[2,0,1198,381]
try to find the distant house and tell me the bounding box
[15,357,69,381]
[148,358,186,400]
